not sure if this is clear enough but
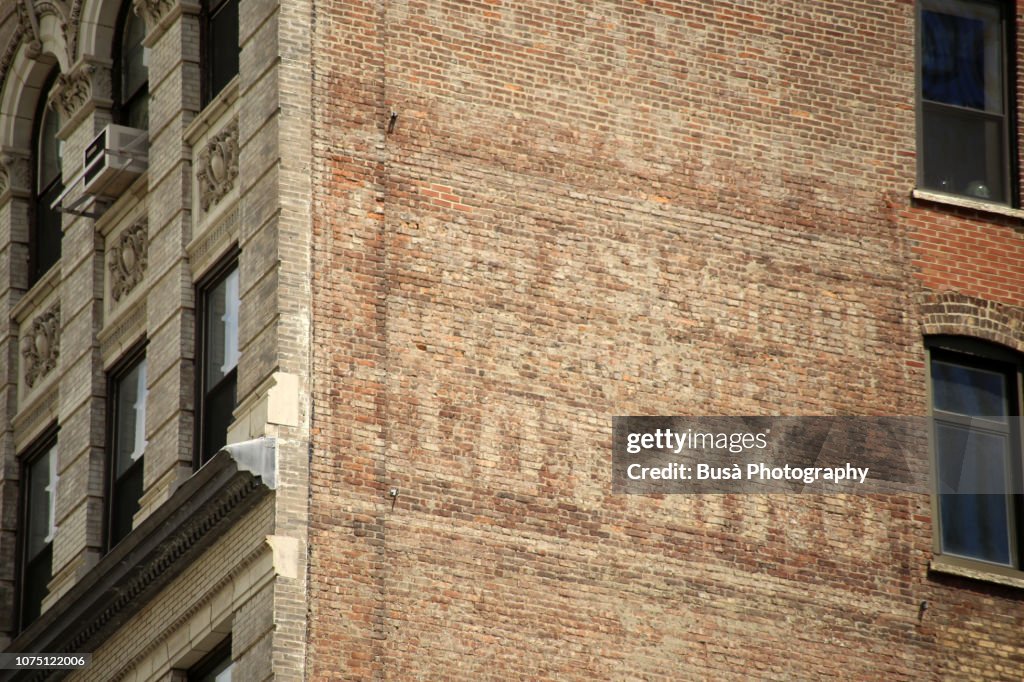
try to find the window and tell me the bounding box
[107,348,147,549]
[197,259,239,466]
[187,638,233,682]
[113,2,148,129]
[202,0,239,105]
[918,0,1013,205]
[928,337,1023,570]
[31,72,63,286]
[17,430,58,631]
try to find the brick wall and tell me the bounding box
[310,1,1024,679]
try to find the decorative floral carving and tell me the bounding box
[0,26,26,87]
[109,220,148,302]
[67,0,83,58]
[133,0,175,31]
[196,118,239,212]
[15,1,42,59]
[0,152,32,195]
[50,64,94,120]
[22,303,60,389]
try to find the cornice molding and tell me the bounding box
[0,440,277,681]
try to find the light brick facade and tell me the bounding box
[0,0,311,678]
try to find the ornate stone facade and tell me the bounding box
[195,118,239,212]
[108,220,148,302]
[49,62,110,122]
[132,0,176,31]
[15,0,41,60]
[21,302,60,389]
[0,152,31,195]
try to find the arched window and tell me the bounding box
[30,72,63,286]
[114,3,148,129]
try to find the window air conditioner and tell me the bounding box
[82,124,148,197]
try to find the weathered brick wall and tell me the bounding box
[310,1,1024,679]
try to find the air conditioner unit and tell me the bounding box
[82,124,148,197]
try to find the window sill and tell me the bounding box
[11,264,61,324]
[184,77,239,146]
[929,555,1024,590]
[911,189,1024,221]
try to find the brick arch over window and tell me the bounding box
[919,292,1024,354]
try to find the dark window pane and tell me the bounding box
[109,458,143,547]
[936,423,1009,494]
[33,181,63,282]
[122,13,147,96]
[124,91,149,131]
[109,356,146,548]
[202,370,236,464]
[21,543,52,627]
[932,359,1007,418]
[939,493,1011,565]
[193,658,233,682]
[921,104,1006,202]
[120,10,149,129]
[37,106,61,190]
[32,84,63,284]
[200,262,239,466]
[20,442,55,629]
[930,347,1016,568]
[922,11,982,108]
[918,0,1009,205]
[188,641,233,682]
[207,0,239,102]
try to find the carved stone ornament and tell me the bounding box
[50,63,107,121]
[109,220,148,302]
[10,0,84,64]
[0,153,31,195]
[66,0,83,58]
[196,118,239,212]
[0,24,29,89]
[15,0,42,59]
[133,0,175,30]
[22,302,60,389]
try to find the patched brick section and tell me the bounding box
[310,1,1024,681]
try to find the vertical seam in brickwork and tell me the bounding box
[376,0,394,676]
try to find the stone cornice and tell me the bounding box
[0,439,277,681]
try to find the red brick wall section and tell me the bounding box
[909,208,1024,306]
[310,1,1024,679]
